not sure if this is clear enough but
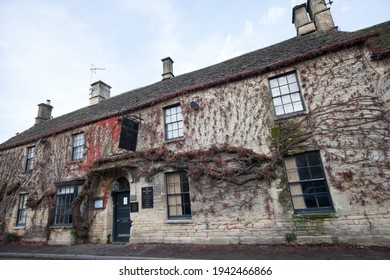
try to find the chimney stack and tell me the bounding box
[35,100,53,125]
[307,0,335,31]
[292,0,335,36]
[292,3,316,36]
[161,57,174,80]
[89,80,111,105]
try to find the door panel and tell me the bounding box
[113,191,131,242]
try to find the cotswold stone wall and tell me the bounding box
[1,44,389,245]
[116,46,390,246]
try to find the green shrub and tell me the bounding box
[3,232,20,243]
[284,232,297,244]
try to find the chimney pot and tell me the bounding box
[161,57,174,80]
[89,80,111,105]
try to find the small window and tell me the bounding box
[72,133,84,161]
[269,72,305,116]
[284,151,333,213]
[166,171,191,219]
[54,185,79,225]
[164,105,184,140]
[25,146,35,171]
[16,193,28,226]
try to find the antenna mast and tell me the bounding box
[89,64,106,84]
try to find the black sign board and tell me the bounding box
[130,202,139,212]
[142,187,154,209]
[118,118,139,151]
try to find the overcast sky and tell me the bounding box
[0,0,389,144]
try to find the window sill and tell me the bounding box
[292,211,337,220]
[274,110,307,120]
[164,137,185,144]
[12,226,26,230]
[165,219,193,224]
[50,225,74,229]
[70,158,84,163]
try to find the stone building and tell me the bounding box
[0,0,389,246]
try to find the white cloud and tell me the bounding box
[260,6,286,25]
[244,20,254,37]
[341,6,352,13]
[0,1,119,142]
[217,34,236,62]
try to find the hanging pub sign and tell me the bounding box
[118,117,139,151]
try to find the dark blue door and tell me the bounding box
[113,191,131,242]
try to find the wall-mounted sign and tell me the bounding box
[118,118,139,152]
[142,186,154,209]
[130,202,139,212]
[94,198,104,209]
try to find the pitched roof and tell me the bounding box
[1,21,389,151]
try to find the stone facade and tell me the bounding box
[0,15,389,246]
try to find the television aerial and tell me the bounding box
[89,64,106,84]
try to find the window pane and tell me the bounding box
[295,154,308,167]
[280,85,290,95]
[311,166,324,179]
[269,79,278,88]
[273,97,282,106]
[317,195,331,207]
[284,104,293,114]
[304,195,318,208]
[275,106,284,116]
[307,152,321,165]
[291,92,301,102]
[282,95,291,104]
[278,76,288,85]
[293,101,303,112]
[292,196,306,209]
[271,87,280,97]
[289,82,299,93]
[286,73,297,83]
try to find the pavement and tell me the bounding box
[1,241,390,260]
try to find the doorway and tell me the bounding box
[112,177,131,243]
